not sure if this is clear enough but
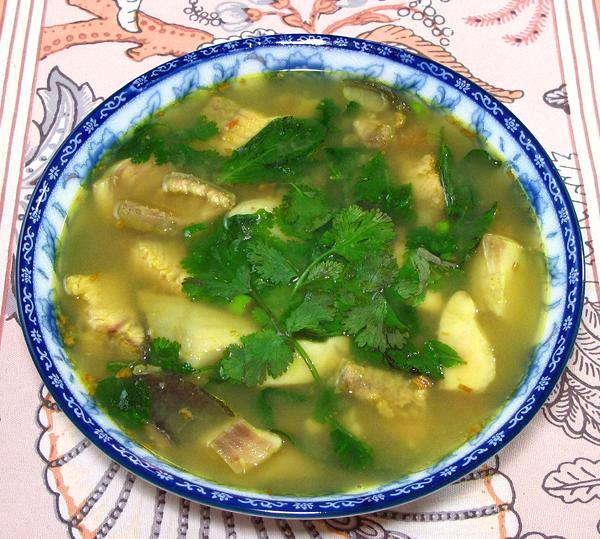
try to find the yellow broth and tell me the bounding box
[55,72,547,496]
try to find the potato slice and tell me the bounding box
[138,290,257,368]
[261,336,349,386]
[469,233,524,316]
[438,291,495,392]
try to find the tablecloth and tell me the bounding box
[0,1,599,537]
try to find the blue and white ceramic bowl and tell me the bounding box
[17,35,584,518]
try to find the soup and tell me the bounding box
[55,72,547,496]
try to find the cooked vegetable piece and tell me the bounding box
[336,362,427,418]
[469,233,524,316]
[437,291,495,391]
[352,115,394,149]
[163,171,236,210]
[227,196,282,217]
[116,200,177,234]
[261,337,349,386]
[405,153,445,226]
[131,239,188,294]
[93,175,119,219]
[343,85,389,113]
[64,274,144,349]
[202,96,272,154]
[138,290,257,367]
[208,418,283,473]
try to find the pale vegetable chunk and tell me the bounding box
[438,291,495,392]
[64,274,144,350]
[131,240,188,294]
[343,85,389,112]
[93,175,119,219]
[162,172,236,210]
[353,115,394,149]
[417,291,444,315]
[137,291,257,368]
[336,362,427,418]
[116,200,177,234]
[406,154,445,225]
[208,418,282,474]
[203,96,272,154]
[227,196,282,217]
[261,336,349,386]
[469,233,524,316]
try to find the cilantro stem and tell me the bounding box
[249,291,320,383]
[291,248,334,296]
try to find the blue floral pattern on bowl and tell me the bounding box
[16,34,584,518]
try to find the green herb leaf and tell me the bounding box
[285,294,335,333]
[388,339,464,380]
[256,387,307,429]
[316,98,341,129]
[247,240,298,285]
[322,205,395,263]
[275,184,333,239]
[313,386,339,423]
[95,377,151,429]
[219,117,327,184]
[220,329,294,386]
[148,337,195,375]
[329,420,374,470]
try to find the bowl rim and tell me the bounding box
[16,33,585,518]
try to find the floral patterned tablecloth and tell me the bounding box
[0,1,599,537]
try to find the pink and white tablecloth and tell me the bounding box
[0,1,599,537]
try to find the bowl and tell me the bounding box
[17,34,584,518]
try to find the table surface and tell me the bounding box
[0,1,599,537]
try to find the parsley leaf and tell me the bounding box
[247,240,298,285]
[219,117,327,184]
[95,377,151,429]
[321,206,395,263]
[220,330,294,386]
[329,420,374,470]
[388,340,464,380]
[147,337,195,375]
[285,294,335,333]
[275,184,333,239]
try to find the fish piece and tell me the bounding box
[203,96,272,154]
[64,274,144,350]
[162,172,236,210]
[406,153,445,225]
[261,336,349,387]
[137,290,257,368]
[336,362,427,418]
[208,418,282,474]
[343,85,390,112]
[438,291,495,392]
[469,233,524,316]
[115,200,177,234]
[131,240,188,294]
[93,175,119,220]
[353,115,394,149]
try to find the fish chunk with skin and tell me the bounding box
[336,362,427,418]
[208,418,282,474]
[115,200,177,234]
[64,274,144,350]
[438,290,495,392]
[469,233,524,316]
[162,172,236,210]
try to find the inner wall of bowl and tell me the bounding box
[32,43,568,501]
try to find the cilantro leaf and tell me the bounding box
[329,420,374,470]
[220,330,294,386]
[95,377,151,429]
[313,386,340,424]
[219,117,327,184]
[147,337,194,375]
[388,340,464,380]
[316,98,341,129]
[304,258,345,284]
[285,294,335,333]
[256,387,306,429]
[275,184,333,239]
[354,152,413,222]
[180,115,219,142]
[322,206,395,263]
[247,240,298,285]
